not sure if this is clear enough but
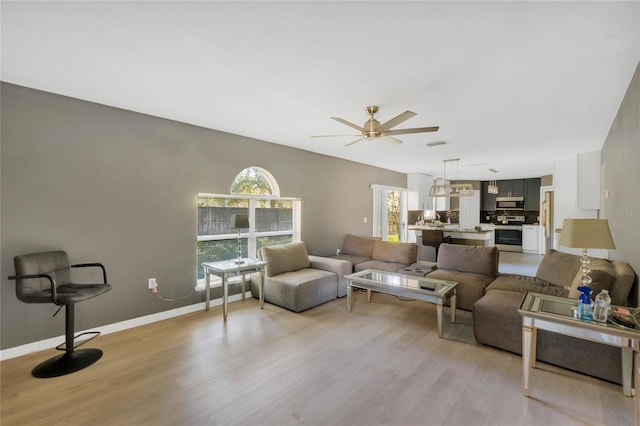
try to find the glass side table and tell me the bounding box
[518,292,640,425]
[202,258,266,321]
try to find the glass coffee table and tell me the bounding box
[346,269,459,338]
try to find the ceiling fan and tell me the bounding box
[312,106,439,146]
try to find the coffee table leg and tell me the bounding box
[450,290,457,323]
[259,270,264,309]
[347,284,352,312]
[522,324,536,397]
[205,270,211,311]
[367,289,372,303]
[437,303,443,338]
[634,350,639,425]
[622,347,633,397]
[223,275,228,321]
[241,274,246,301]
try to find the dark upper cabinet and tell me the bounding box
[481,181,496,210]
[524,178,541,210]
[497,179,524,197]
[483,179,536,211]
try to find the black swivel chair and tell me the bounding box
[421,229,451,260]
[8,250,112,378]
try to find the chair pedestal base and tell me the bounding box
[32,348,103,378]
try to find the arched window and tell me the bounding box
[196,168,300,287]
[230,167,280,196]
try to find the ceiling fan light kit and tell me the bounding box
[313,105,439,147]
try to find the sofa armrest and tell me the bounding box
[309,255,353,297]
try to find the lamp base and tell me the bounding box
[234,258,245,264]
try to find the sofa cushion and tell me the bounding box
[372,240,417,264]
[309,255,352,298]
[330,254,372,269]
[567,257,616,300]
[261,242,310,277]
[355,260,412,273]
[263,268,338,312]
[487,274,568,298]
[342,234,378,257]
[473,289,525,354]
[535,249,582,288]
[436,243,499,278]
[426,269,494,311]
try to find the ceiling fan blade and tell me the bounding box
[382,136,403,145]
[330,117,365,132]
[344,137,365,147]
[386,126,439,135]
[378,111,417,132]
[311,134,361,138]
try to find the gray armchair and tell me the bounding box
[8,250,112,378]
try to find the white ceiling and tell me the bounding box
[2,1,639,180]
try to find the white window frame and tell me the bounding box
[196,193,301,290]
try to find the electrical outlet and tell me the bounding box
[148,278,157,291]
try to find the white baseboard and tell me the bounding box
[0,291,252,361]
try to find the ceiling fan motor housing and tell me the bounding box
[364,119,382,137]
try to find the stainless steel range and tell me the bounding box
[495,215,524,252]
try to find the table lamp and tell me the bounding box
[229,213,250,264]
[558,218,616,288]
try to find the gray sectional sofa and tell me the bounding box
[251,236,637,386]
[252,236,419,313]
[473,249,636,384]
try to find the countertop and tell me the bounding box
[408,225,493,234]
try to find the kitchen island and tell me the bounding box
[408,225,495,261]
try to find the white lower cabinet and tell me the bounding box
[522,225,541,254]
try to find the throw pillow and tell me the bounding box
[567,258,616,300]
[343,235,378,257]
[261,242,310,277]
[535,249,582,288]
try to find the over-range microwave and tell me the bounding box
[496,197,525,210]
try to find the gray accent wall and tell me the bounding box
[601,62,640,305]
[1,83,405,349]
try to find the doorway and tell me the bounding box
[540,186,554,254]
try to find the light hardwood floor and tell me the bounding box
[1,253,633,425]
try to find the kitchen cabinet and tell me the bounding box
[407,173,434,210]
[459,190,480,229]
[522,225,541,254]
[524,178,541,211]
[481,181,497,211]
[497,179,524,198]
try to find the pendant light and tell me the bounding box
[428,159,474,198]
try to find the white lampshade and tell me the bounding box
[558,219,615,249]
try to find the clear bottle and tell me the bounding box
[593,289,611,323]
